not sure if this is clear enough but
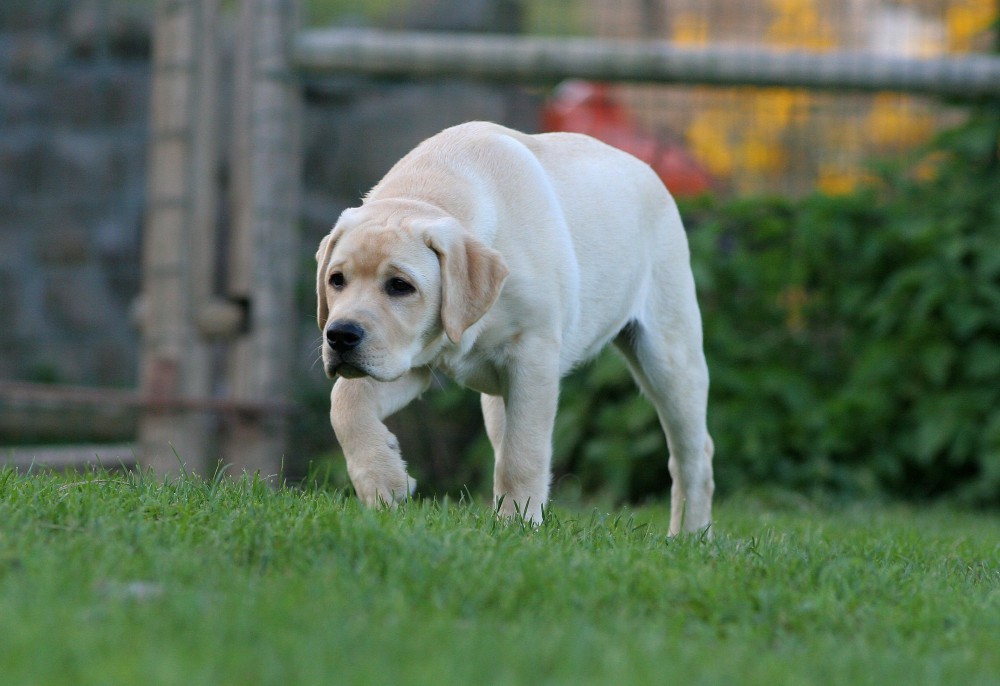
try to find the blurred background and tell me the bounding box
[1,0,998,507]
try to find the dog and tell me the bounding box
[316,121,714,535]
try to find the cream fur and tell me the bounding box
[316,121,714,535]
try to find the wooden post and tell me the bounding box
[138,0,221,476]
[222,0,301,480]
[139,0,300,479]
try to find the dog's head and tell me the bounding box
[316,205,509,381]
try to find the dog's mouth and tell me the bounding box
[326,358,408,384]
[324,354,368,379]
[333,362,368,379]
[324,345,407,383]
[323,343,370,379]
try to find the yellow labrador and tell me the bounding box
[316,122,714,535]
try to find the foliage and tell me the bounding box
[556,113,1000,505]
[707,112,1000,504]
[1,468,999,685]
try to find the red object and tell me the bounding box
[540,80,715,197]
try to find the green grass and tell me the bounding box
[1,467,998,685]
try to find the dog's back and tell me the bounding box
[390,121,693,371]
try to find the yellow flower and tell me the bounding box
[818,165,859,196]
[912,151,950,183]
[947,1,997,52]
[740,136,788,175]
[766,0,837,51]
[687,112,736,177]
[673,13,709,46]
[750,89,811,135]
[867,96,935,149]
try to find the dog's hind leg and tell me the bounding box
[613,312,714,537]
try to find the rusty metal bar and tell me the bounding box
[0,381,293,415]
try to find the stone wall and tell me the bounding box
[0,0,150,387]
[0,0,536,398]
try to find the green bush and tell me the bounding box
[297,115,1000,506]
[558,114,1000,506]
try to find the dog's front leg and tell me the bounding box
[330,370,430,508]
[491,346,561,524]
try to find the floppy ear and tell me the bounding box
[423,220,509,344]
[316,209,362,328]
[315,226,342,330]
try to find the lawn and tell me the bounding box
[1,467,998,685]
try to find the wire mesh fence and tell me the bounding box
[584,0,998,196]
[302,0,999,196]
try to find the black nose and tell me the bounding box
[326,320,365,353]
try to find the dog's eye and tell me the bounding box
[329,272,345,289]
[386,277,416,296]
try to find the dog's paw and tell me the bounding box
[342,429,416,510]
[351,468,415,510]
[495,493,544,526]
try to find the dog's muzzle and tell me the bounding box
[326,320,365,353]
[324,320,369,379]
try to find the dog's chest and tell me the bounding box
[434,346,505,397]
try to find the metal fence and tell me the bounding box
[300,0,999,196]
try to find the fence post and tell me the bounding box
[140,0,300,479]
[222,0,302,480]
[138,0,221,476]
